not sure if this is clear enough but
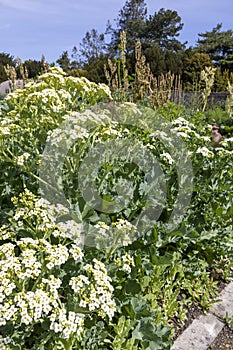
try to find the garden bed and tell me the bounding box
[0,67,232,349]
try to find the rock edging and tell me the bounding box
[171,282,233,350]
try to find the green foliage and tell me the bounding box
[182,50,214,91]
[79,29,106,65]
[196,23,233,68]
[77,29,108,83]
[213,68,233,92]
[226,81,233,118]
[56,34,108,84]
[0,52,15,83]
[204,106,231,132]
[105,35,182,108]
[200,66,216,111]
[108,0,147,54]
[56,51,72,72]
[145,8,185,52]
[54,1,233,90]
[108,2,185,54]
[72,1,185,84]
[144,45,167,76]
[0,67,112,221]
[23,59,45,79]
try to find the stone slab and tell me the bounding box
[171,313,224,350]
[211,282,233,319]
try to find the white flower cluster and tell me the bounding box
[114,252,135,274]
[41,275,62,295]
[17,247,42,279]
[171,117,195,128]
[0,232,86,342]
[11,190,84,243]
[12,196,56,232]
[150,117,213,151]
[97,83,112,99]
[195,134,211,142]
[0,335,11,350]
[146,143,155,150]
[40,67,66,80]
[42,241,69,269]
[112,219,137,247]
[219,137,233,150]
[56,220,83,244]
[27,89,63,104]
[25,89,69,116]
[224,136,233,142]
[0,193,87,345]
[46,122,88,147]
[112,219,135,231]
[16,152,30,166]
[94,221,110,235]
[11,188,55,217]
[14,290,55,325]
[0,242,55,327]
[160,152,174,165]
[171,117,201,139]
[214,147,233,157]
[196,147,214,158]
[102,126,121,137]
[0,243,20,306]
[0,125,11,136]
[45,202,70,217]
[94,219,137,248]
[0,225,16,241]
[150,130,170,141]
[49,309,84,339]
[70,258,116,319]
[69,243,84,261]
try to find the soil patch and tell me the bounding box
[207,321,233,350]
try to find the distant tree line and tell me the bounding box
[0,54,49,89]
[1,0,233,91]
[56,0,233,91]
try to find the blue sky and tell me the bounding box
[0,0,232,63]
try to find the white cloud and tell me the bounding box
[0,0,66,14]
[0,23,10,30]
[0,0,42,12]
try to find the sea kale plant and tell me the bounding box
[0,68,232,349]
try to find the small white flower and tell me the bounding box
[196,147,214,158]
[161,152,174,165]
[16,152,30,166]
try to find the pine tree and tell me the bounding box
[108,0,147,53]
[79,29,106,65]
[196,23,233,68]
[146,8,185,52]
